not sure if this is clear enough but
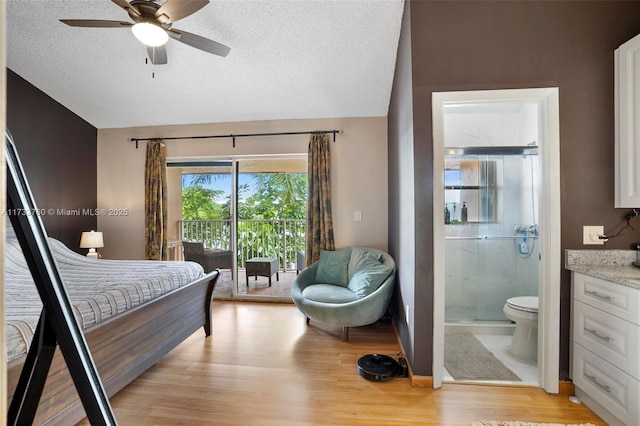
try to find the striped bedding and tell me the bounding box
[5,236,204,363]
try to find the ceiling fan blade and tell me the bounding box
[147,45,168,65]
[168,28,230,57]
[155,0,210,24]
[111,0,141,18]
[60,19,133,28]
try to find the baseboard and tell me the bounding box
[557,380,574,396]
[392,319,435,388]
[410,374,434,387]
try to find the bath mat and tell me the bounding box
[444,332,521,381]
[471,422,596,426]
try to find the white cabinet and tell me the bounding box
[615,33,640,207]
[571,272,640,426]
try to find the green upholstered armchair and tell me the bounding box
[290,246,396,340]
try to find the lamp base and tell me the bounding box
[86,248,99,258]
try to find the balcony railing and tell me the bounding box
[180,219,306,271]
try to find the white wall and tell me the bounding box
[97,117,388,259]
[443,102,539,148]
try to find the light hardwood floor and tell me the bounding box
[78,301,606,425]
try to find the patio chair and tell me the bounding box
[182,241,233,273]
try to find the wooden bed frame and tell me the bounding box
[6,269,220,425]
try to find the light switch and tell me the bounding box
[354,210,362,222]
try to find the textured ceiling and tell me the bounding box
[6,0,405,129]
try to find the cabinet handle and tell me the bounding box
[585,327,613,343]
[584,290,613,302]
[585,373,612,393]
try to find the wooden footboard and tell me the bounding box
[6,270,220,425]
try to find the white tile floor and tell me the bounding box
[443,333,538,386]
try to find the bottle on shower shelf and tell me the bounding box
[445,203,450,224]
[451,202,458,224]
[461,201,468,224]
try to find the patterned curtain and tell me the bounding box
[144,139,167,260]
[306,133,334,265]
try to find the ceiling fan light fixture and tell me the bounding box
[132,22,168,47]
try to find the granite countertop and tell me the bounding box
[565,249,640,290]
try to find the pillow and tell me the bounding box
[348,246,383,281]
[315,249,351,287]
[347,254,393,298]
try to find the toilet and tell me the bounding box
[503,296,538,361]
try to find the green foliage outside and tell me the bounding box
[239,173,307,220]
[181,173,307,221]
[181,173,307,268]
[181,186,225,220]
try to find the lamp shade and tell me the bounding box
[131,22,169,47]
[80,231,104,249]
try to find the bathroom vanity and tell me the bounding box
[566,250,640,426]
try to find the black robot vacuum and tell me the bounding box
[357,354,400,381]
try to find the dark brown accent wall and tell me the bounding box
[388,1,640,379]
[6,69,97,252]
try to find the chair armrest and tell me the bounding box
[290,262,318,301]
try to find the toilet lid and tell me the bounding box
[507,296,538,313]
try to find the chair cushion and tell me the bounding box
[315,249,351,287]
[302,284,360,304]
[348,246,383,282]
[347,253,393,298]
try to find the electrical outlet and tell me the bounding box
[405,305,410,324]
[583,226,605,245]
[354,210,362,222]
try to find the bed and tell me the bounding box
[5,233,220,425]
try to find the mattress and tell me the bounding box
[5,236,205,363]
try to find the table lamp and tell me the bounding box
[80,230,104,258]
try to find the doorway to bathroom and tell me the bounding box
[432,88,561,393]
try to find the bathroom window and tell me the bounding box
[444,159,498,223]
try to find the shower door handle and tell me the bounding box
[444,236,484,240]
[444,236,539,240]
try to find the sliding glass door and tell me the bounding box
[168,156,307,302]
[235,158,307,300]
[168,161,235,296]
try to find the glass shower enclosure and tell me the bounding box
[444,146,539,323]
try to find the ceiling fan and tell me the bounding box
[60,0,230,65]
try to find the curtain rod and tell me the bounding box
[130,129,343,149]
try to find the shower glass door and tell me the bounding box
[444,147,539,323]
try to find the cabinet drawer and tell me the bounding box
[574,300,640,379]
[573,344,639,425]
[573,272,640,325]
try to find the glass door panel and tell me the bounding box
[444,149,539,322]
[168,161,235,298]
[235,157,307,300]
